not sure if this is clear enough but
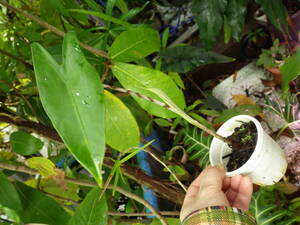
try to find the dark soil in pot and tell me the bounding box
[223,121,258,172]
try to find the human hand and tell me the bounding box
[180,165,253,221]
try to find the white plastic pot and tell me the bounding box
[209,115,287,185]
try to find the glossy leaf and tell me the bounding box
[68,188,108,225]
[104,90,140,151]
[225,0,248,41]
[15,182,70,225]
[0,172,23,211]
[10,131,43,156]
[109,27,160,62]
[192,0,228,49]
[256,0,288,31]
[112,62,186,118]
[160,46,234,73]
[280,49,300,92]
[31,32,105,184]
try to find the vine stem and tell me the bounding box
[103,84,230,144]
[144,149,187,193]
[0,162,169,225]
[0,0,108,59]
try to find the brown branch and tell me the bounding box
[108,211,180,217]
[104,158,184,205]
[0,162,168,225]
[0,48,33,69]
[0,112,62,142]
[0,0,108,59]
[0,111,184,205]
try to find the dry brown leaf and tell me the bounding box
[232,94,256,106]
[266,67,282,85]
[50,168,68,191]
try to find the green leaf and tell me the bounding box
[26,157,57,178]
[104,90,140,151]
[31,32,105,184]
[109,27,160,62]
[116,0,128,13]
[10,131,44,156]
[168,72,185,89]
[120,3,148,21]
[0,172,23,211]
[15,182,70,225]
[256,0,288,31]
[112,63,186,118]
[68,188,107,225]
[69,9,132,29]
[145,87,210,133]
[153,118,172,127]
[250,188,288,225]
[160,46,234,73]
[280,49,300,92]
[225,0,248,41]
[214,104,261,123]
[223,15,231,43]
[192,0,228,49]
[183,127,211,167]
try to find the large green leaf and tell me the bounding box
[0,172,22,211]
[250,188,289,225]
[225,0,248,41]
[256,0,288,31]
[109,27,160,62]
[160,46,234,73]
[280,49,300,93]
[31,32,105,184]
[10,131,44,156]
[15,182,70,225]
[104,90,140,151]
[68,188,107,225]
[111,62,186,118]
[192,0,228,49]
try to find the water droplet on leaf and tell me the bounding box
[76,92,80,96]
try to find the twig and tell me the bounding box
[108,211,180,217]
[144,148,187,193]
[0,162,168,225]
[0,0,108,59]
[0,48,33,69]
